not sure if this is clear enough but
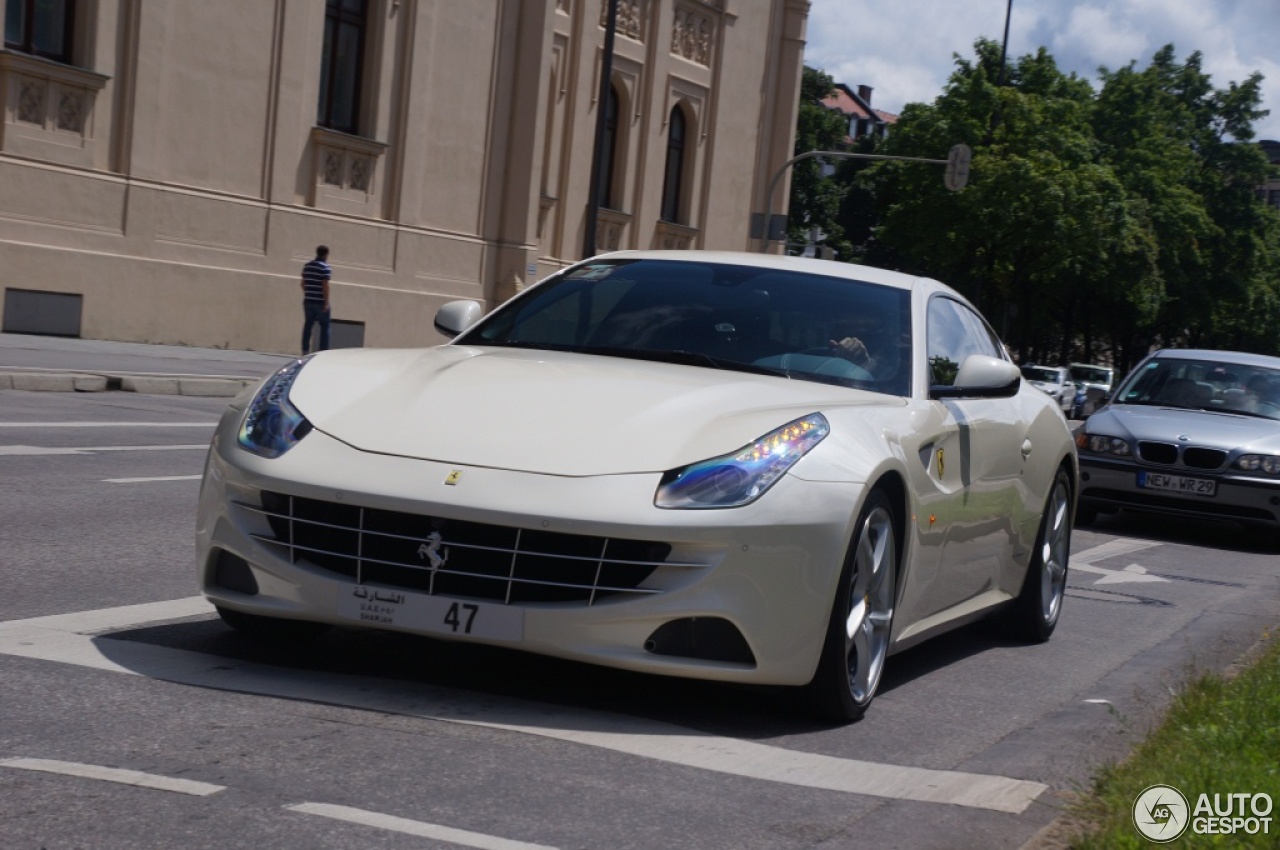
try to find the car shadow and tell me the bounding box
[1077,509,1279,554]
[94,613,1019,739]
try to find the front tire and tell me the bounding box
[1005,467,1071,642]
[805,490,898,722]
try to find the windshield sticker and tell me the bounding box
[567,264,616,282]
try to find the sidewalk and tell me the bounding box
[0,333,293,397]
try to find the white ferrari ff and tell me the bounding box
[196,251,1078,721]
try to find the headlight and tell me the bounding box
[237,359,312,458]
[1236,454,1280,475]
[655,414,829,509]
[1077,432,1131,456]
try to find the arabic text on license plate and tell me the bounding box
[1137,471,1217,497]
[336,587,524,642]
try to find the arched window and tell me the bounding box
[598,84,620,210]
[661,106,686,223]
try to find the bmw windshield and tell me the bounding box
[1112,356,1280,419]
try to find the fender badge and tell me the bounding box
[936,447,945,478]
[445,470,462,486]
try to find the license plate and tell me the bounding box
[1136,471,1217,497]
[336,586,524,642]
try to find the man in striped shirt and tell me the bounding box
[300,245,331,354]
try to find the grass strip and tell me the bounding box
[1065,630,1280,848]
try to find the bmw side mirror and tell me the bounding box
[434,300,485,339]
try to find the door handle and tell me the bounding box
[1021,439,1033,459]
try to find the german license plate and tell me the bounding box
[1136,471,1217,497]
[336,586,524,642]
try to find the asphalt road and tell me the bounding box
[1,389,1278,849]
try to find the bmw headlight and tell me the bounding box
[1077,432,1131,456]
[655,414,829,509]
[1235,454,1280,475]
[237,359,312,458]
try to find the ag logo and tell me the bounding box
[1132,784,1190,842]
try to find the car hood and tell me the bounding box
[288,346,903,475]
[1090,404,1280,451]
[1029,380,1063,394]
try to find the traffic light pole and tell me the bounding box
[757,145,970,253]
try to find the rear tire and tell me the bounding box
[216,606,329,642]
[805,490,898,722]
[1005,467,1072,642]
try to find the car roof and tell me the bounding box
[591,250,932,293]
[1148,348,1280,368]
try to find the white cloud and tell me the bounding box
[804,0,1280,140]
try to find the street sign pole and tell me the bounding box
[757,145,971,253]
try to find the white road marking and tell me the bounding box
[0,598,1047,814]
[287,802,560,850]
[104,475,203,484]
[1070,539,1168,585]
[0,444,207,456]
[0,757,225,796]
[0,422,215,427]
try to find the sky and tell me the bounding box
[803,0,1280,142]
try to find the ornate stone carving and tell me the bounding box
[348,155,371,191]
[18,79,45,125]
[671,7,713,67]
[57,90,85,132]
[322,151,344,186]
[603,0,644,42]
[655,220,697,250]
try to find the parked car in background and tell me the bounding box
[1069,362,1115,417]
[1021,364,1074,415]
[196,250,1079,722]
[1076,348,1280,538]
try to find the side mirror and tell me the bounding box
[434,300,484,339]
[930,355,1021,399]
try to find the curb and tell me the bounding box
[0,370,256,397]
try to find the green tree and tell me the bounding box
[862,40,1139,364]
[785,66,852,255]
[840,39,1279,366]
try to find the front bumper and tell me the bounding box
[1078,455,1280,529]
[196,414,865,687]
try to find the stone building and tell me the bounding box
[1,0,810,352]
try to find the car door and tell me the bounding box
[899,295,1029,629]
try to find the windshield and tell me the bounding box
[1070,364,1113,386]
[459,258,914,396]
[1113,357,1280,419]
[1022,366,1063,384]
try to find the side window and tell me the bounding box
[926,297,1002,386]
[4,0,75,63]
[318,0,367,135]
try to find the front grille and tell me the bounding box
[1137,442,1177,464]
[1183,447,1227,469]
[244,492,682,606]
[1136,442,1228,470]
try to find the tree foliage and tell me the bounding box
[823,40,1280,369]
[786,66,853,253]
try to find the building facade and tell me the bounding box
[0,0,810,352]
